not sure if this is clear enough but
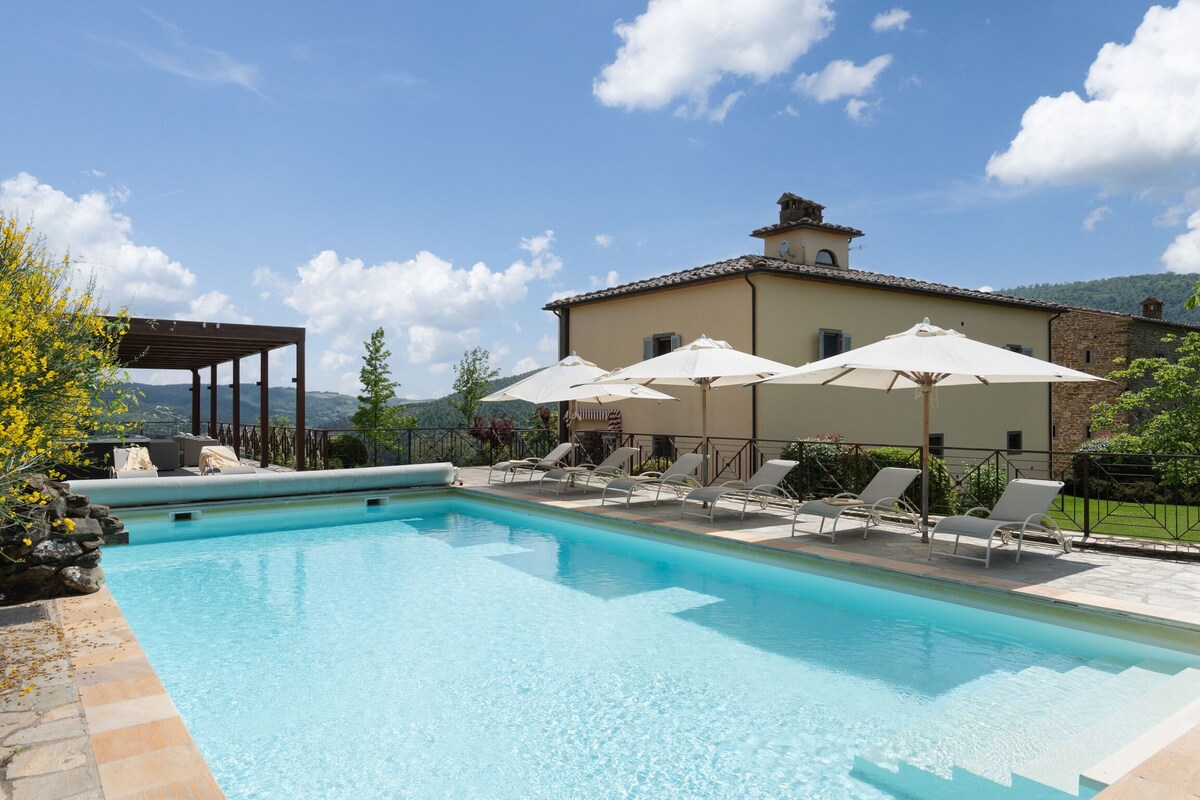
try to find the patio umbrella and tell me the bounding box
[747,318,1106,539]
[481,353,675,405]
[481,353,676,438]
[586,335,793,483]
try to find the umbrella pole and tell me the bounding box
[701,383,709,485]
[921,382,930,543]
[568,400,576,454]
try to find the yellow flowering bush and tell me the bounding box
[0,212,132,492]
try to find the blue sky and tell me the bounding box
[3,1,1199,397]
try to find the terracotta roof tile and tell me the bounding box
[543,255,1063,312]
[749,219,864,238]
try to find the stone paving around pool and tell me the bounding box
[0,589,223,799]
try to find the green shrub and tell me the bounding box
[854,446,953,514]
[328,434,369,469]
[634,456,672,475]
[953,461,1006,513]
[780,435,850,499]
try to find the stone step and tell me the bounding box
[954,658,1172,784]
[862,660,1116,778]
[1014,665,1200,793]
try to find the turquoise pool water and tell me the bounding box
[103,497,1197,799]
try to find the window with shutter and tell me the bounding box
[645,332,679,358]
[818,328,851,359]
[928,433,944,459]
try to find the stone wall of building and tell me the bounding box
[1050,309,1129,467]
[1128,319,1178,360]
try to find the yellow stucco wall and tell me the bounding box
[757,228,850,267]
[566,281,753,441]
[565,273,1054,452]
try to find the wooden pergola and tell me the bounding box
[111,317,308,470]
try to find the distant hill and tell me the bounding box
[390,370,542,430]
[117,368,545,431]
[1000,272,1200,324]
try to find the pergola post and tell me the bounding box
[260,350,270,469]
[294,338,306,471]
[231,359,241,457]
[190,369,201,435]
[208,364,218,438]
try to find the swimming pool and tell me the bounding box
[103,495,1200,799]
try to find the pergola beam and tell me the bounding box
[110,317,307,470]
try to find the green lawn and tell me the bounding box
[1051,494,1200,542]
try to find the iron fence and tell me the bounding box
[132,420,1200,542]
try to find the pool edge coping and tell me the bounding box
[56,587,225,799]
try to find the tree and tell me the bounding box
[449,347,499,427]
[350,328,414,465]
[0,214,131,483]
[1091,332,1200,488]
[1187,278,1200,311]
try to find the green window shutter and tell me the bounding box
[643,336,654,360]
[669,333,681,351]
[842,333,852,353]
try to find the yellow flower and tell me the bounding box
[21,537,31,546]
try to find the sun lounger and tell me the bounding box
[792,466,921,542]
[113,446,159,479]
[199,445,257,475]
[928,478,1067,568]
[600,453,706,508]
[539,447,639,495]
[679,459,799,521]
[488,442,576,484]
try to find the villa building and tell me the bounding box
[1049,296,1200,458]
[545,194,1064,455]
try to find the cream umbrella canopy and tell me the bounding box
[480,353,676,440]
[481,353,675,405]
[747,319,1107,539]
[586,335,793,483]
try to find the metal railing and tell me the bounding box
[132,421,1200,543]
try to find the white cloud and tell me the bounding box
[593,0,834,120]
[775,104,800,118]
[427,362,450,376]
[184,290,251,323]
[320,350,355,371]
[282,231,562,385]
[978,285,994,293]
[987,2,1200,189]
[284,231,561,336]
[872,9,911,33]
[1162,210,1200,273]
[538,334,557,355]
[1082,206,1112,232]
[675,90,743,122]
[512,357,539,374]
[115,11,264,96]
[594,233,614,248]
[589,271,621,289]
[0,172,232,318]
[845,97,880,123]
[406,325,481,364]
[795,55,893,102]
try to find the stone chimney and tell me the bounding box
[778,193,825,225]
[1140,296,1164,320]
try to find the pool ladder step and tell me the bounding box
[853,659,1200,798]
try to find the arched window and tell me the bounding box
[815,249,837,267]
